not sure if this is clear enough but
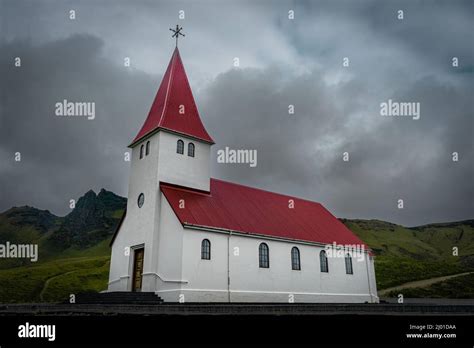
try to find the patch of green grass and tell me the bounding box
[375,256,466,289]
[0,256,110,303]
[387,273,474,298]
[56,238,112,259]
[344,219,474,293]
[42,259,110,302]
[345,220,439,259]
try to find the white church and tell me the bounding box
[107,44,379,303]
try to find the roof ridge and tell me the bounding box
[177,49,203,126]
[157,47,177,126]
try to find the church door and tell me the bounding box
[132,248,144,292]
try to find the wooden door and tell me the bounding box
[132,248,144,292]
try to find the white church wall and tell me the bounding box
[108,134,162,292]
[368,255,378,302]
[167,220,378,303]
[178,228,230,302]
[157,131,211,192]
[152,194,187,301]
[228,234,376,303]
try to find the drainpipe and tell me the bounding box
[227,231,232,303]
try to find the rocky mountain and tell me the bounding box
[1,206,59,235]
[49,189,126,249]
[0,189,126,267]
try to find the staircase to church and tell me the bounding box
[73,292,164,305]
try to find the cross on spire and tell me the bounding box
[169,24,185,47]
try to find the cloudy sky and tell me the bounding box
[0,0,472,226]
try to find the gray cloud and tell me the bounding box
[0,34,158,213]
[0,0,472,226]
[204,65,473,226]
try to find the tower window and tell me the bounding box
[201,239,211,260]
[259,243,269,268]
[188,142,195,157]
[291,247,301,270]
[320,250,329,273]
[177,139,184,154]
[140,144,144,159]
[145,141,150,156]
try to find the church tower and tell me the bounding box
[109,43,214,292]
[129,46,214,193]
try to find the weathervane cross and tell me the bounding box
[170,24,185,47]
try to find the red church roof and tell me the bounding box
[130,48,214,147]
[161,179,368,248]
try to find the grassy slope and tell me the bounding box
[0,256,110,303]
[42,258,111,302]
[344,219,474,290]
[386,273,474,298]
[0,211,116,303]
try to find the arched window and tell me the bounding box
[320,250,329,273]
[177,139,184,154]
[145,141,150,156]
[188,142,195,157]
[259,243,269,268]
[291,247,301,270]
[201,239,211,260]
[140,144,144,159]
[345,253,353,274]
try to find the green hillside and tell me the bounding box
[343,219,474,290]
[0,189,472,303]
[0,189,125,303]
[386,273,474,298]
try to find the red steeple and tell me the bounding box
[130,48,214,146]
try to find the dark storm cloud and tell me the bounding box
[203,65,473,226]
[0,34,158,214]
[0,0,472,225]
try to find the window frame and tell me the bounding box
[177,139,184,154]
[188,142,195,157]
[145,141,150,156]
[201,239,211,260]
[140,144,144,159]
[291,247,301,270]
[320,250,329,273]
[137,193,145,208]
[259,243,270,268]
[345,253,353,275]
